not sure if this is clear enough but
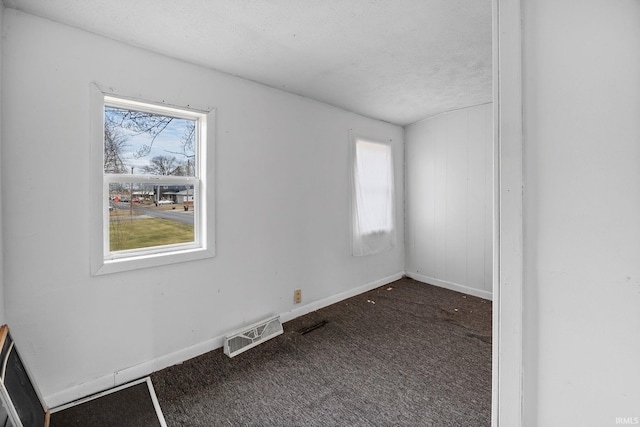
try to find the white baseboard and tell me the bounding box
[45,271,404,409]
[280,271,404,323]
[46,373,119,409]
[406,272,493,301]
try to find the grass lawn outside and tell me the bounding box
[110,217,194,251]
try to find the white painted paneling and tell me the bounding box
[522,0,640,425]
[1,10,404,406]
[445,113,468,287]
[483,104,492,293]
[433,119,448,280]
[466,109,486,291]
[405,104,493,299]
[423,124,438,278]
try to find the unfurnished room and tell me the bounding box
[0,1,639,426]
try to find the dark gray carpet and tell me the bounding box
[152,277,492,426]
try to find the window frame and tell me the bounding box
[90,84,215,275]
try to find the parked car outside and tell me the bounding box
[157,199,175,205]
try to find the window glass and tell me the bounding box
[108,183,196,252]
[104,105,196,176]
[354,140,394,234]
[103,97,204,259]
[351,135,396,256]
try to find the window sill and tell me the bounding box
[91,246,215,276]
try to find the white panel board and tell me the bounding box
[406,104,493,298]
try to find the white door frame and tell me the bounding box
[493,0,524,426]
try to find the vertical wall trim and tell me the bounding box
[0,3,5,325]
[493,0,524,426]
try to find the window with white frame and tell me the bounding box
[351,134,396,256]
[90,86,214,275]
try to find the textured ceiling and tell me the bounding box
[4,0,492,126]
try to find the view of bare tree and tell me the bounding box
[103,125,129,174]
[141,155,186,176]
[105,106,195,160]
[105,106,173,158]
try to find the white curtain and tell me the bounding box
[351,136,396,256]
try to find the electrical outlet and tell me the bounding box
[294,289,302,304]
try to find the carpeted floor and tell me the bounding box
[152,277,492,426]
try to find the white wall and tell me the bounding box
[405,104,492,300]
[1,9,404,406]
[522,1,640,425]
